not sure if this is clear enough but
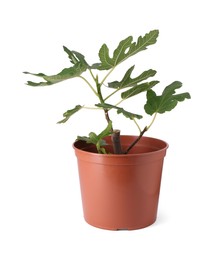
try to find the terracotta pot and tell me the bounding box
[73,136,168,230]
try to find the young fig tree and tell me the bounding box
[24,29,191,154]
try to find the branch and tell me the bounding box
[99,67,115,87]
[79,75,98,96]
[124,126,147,154]
[124,113,157,154]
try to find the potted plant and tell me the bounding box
[24,29,190,230]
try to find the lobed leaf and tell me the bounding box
[121,80,159,99]
[96,103,142,120]
[57,105,83,124]
[24,47,88,86]
[144,81,191,115]
[63,46,92,69]
[63,46,79,64]
[108,66,157,89]
[96,30,159,70]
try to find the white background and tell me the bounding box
[0,0,212,259]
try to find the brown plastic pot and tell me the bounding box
[73,135,168,230]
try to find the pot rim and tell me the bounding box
[73,135,169,158]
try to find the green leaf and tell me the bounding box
[77,133,107,153]
[96,103,142,120]
[57,105,83,123]
[96,30,159,70]
[24,48,88,86]
[121,80,159,99]
[63,46,89,67]
[77,121,113,153]
[97,36,132,70]
[88,132,99,144]
[116,108,142,120]
[25,80,52,87]
[63,46,79,64]
[98,120,113,139]
[89,63,102,69]
[108,66,157,89]
[144,81,191,115]
[76,135,92,143]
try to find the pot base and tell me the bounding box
[84,216,157,231]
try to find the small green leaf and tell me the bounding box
[96,30,159,70]
[144,81,191,115]
[77,121,113,153]
[121,81,159,99]
[98,120,113,139]
[89,132,99,144]
[108,66,157,89]
[77,135,92,143]
[96,103,142,120]
[78,133,107,151]
[57,105,83,124]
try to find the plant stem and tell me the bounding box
[111,130,122,154]
[96,80,113,129]
[146,112,157,130]
[133,118,142,133]
[124,126,147,154]
[104,88,120,101]
[79,75,98,96]
[99,66,130,154]
[83,106,101,110]
[89,69,96,82]
[114,98,124,107]
[124,112,157,154]
[100,67,115,87]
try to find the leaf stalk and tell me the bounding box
[100,67,115,87]
[146,112,157,130]
[79,75,98,96]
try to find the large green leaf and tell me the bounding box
[108,66,157,89]
[144,81,191,115]
[96,103,142,120]
[96,30,159,70]
[24,47,88,86]
[121,80,159,99]
[57,105,83,123]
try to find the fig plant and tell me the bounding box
[24,29,190,154]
